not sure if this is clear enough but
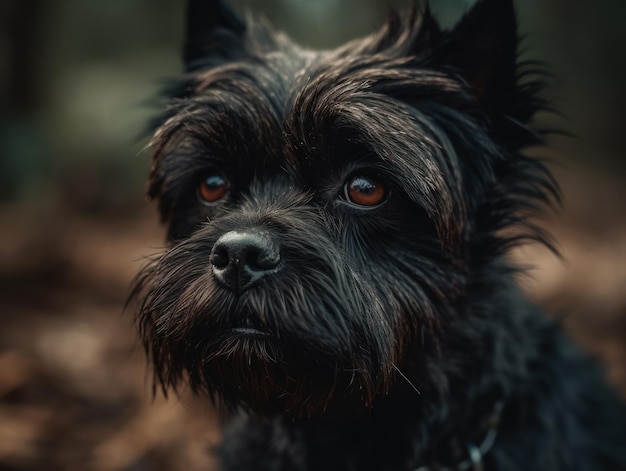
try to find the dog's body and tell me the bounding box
[133,0,626,469]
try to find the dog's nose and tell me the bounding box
[210,230,281,293]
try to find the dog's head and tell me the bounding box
[133,0,556,418]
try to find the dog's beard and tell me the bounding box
[133,205,437,418]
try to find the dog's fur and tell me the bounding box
[132,0,626,469]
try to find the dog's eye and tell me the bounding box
[344,176,387,207]
[198,174,229,204]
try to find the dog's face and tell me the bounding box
[134,0,554,418]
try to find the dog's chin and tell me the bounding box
[199,337,313,417]
[194,321,379,419]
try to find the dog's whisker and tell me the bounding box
[391,362,421,396]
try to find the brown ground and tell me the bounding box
[0,168,625,471]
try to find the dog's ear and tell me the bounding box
[184,0,247,71]
[437,0,518,109]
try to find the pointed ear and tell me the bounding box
[368,4,442,57]
[416,4,444,49]
[438,0,518,108]
[184,0,247,72]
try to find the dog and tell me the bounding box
[131,0,626,469]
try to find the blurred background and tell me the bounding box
[1,0,625,470]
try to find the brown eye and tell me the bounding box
[344,175,387,207]
[198,174,229,203]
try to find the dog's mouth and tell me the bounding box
[231,317,269,338]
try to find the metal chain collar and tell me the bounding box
[413,401,505,471]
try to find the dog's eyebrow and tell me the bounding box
[357,100,464,241]
[150,74,289,180]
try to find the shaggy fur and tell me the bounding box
[131,0,626,469]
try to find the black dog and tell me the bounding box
[132,0,626,469]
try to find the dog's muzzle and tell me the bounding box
[210,230,281,294]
